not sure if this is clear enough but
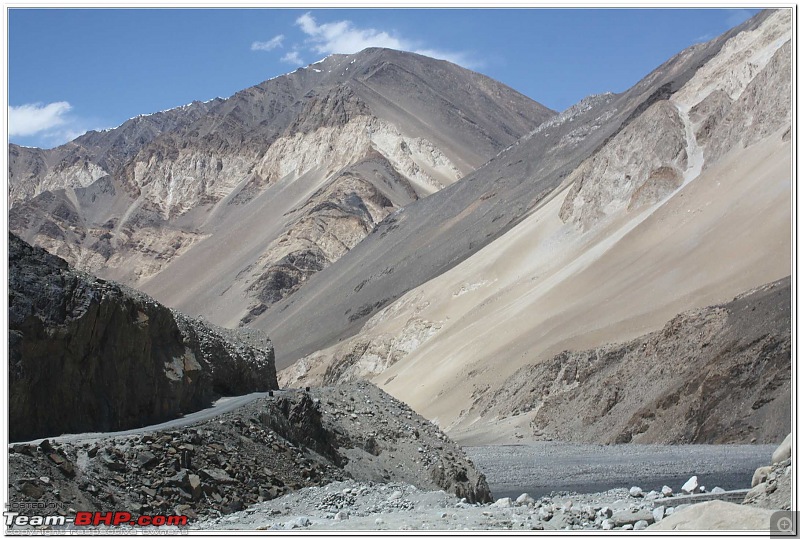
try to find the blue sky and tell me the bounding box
[8,7,760,149]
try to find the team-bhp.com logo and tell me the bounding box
[4,511,188,528]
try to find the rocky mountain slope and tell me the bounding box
[9,233,277,442]
[10,49,553,327]
[9,99,221,205]
[279,9,792,441]
[464,277,791,445]
[254,9,788,367]
[7,382,490,524]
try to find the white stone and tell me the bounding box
[751,466,772,487]
[772,433,792,464]
[711,486,725,494]
[621,524,634,530]
[645,490,660,500]
[629,486,644,497]
[601,519,614,530]
[633,519,649,531]
[334,511,348,521]
[681,475,700,494]
[661,485,673,497]
[492,497,513,508]
[653,506,666,522]
[516,493,535,506]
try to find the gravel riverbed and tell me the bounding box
[193,442,778,531]
[465,442,776,499]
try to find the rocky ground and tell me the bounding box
[8,397,791,532]
[192,475,780,531]
[7,382,489,527]
[194,434,793,532]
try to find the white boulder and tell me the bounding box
[491,497,512,508]
[751,466,771,488]
[516,493,535,506]
[772,433,792,464]
[681,475,700,494]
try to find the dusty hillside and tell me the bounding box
[9,233,277,442]
[10,49,553,328]
[280,10,792,442]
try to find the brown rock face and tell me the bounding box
[474,277,791,444]
[8,233,277,442]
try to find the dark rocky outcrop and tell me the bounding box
[8,233,277,442]
[7,382,491,522]
[475,277,791,444]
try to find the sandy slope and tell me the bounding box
[296,126,791,437]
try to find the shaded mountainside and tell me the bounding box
[8,233,277,442]
[10,49,554,327]
[7,382,491,522]
[470,277,791,445]
[255,10,783,367]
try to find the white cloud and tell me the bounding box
[9,101,72,137]
[296,12,404,54]
[280,50,305,66]
[294,12,478,68]
[252,34,284,51]
[8,101,105,148]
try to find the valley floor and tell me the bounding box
[193,442,780,531]
[465,442,776,500]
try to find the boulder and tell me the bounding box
[491,497,512,508]
[771,433,792,464]
[199,468,235,484]
[681,475,700,494]
[629,486,643,497]
[516,493,535,506]
[648,500,775,531]
[661,485,673,497]
[613,509,655,527]
[634,520,649,530]
[751,466,771,488]
[653,506,666,522]
[188,474,202,500]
